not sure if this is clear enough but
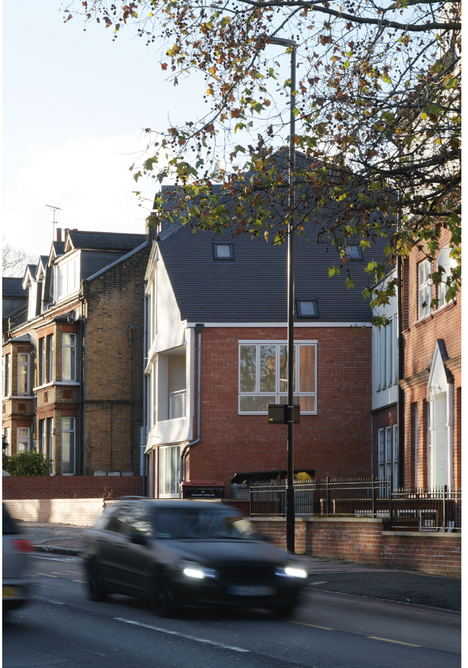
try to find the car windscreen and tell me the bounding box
[151,509,261,540]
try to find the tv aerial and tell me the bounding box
[45,204,61,240]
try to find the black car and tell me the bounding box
[82,498,308,617]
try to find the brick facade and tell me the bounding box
[184,325,373,494]
[400,228,461,488]
[2,231,150,478]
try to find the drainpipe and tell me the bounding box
[179,323,204,493]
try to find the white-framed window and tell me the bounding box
[39,419,46,454]
[18,353,30,395]
[418,259,432,320]
[385,426,392,478]
[239,341,317,414]
[3,428,11,456]
[39,338,46,385]
[374,316,398,391]
[17,427,30,453]
[48,334,54,383]
[56,257,78,300]
[437,246,456,308]
[62,334,76,381]
[62,417,75,474]
[47,418,54,461]
[3,353,11,397]
[159,445,180,497]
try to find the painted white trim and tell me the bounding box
[33,381,80,392]
[187,322,371,328]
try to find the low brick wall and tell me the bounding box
[3,498,118,526]
[251,516,461,577]
[2,476,143,500]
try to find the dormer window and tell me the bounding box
[296,299,319,318]
[213,243,234,260]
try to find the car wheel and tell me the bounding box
[151,575,177,618]
[87,560,107,602]
[270,596,298,618]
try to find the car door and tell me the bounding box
[98,503,137,590]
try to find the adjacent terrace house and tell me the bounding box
[2,228,152,477]
[143,207,389,499]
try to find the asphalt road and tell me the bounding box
[2,552,461,668]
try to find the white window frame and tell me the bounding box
[17,427,30,453]
[62,334,76,381]
[39,338,46,386]
[158,445,180,497]
[48,334,54,383]
[418,259,432,320]
[437,246,456,308]
[18,353,30,395]
[61,417,75,475]
[238,341,317,415]
[3,353,11,397]
[385,426,392,481]
[39,419,46,454]
[4,428,10,456]
[56,257,78,301]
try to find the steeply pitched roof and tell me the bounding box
[157,225,389,324]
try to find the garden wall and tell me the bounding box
[252,516,461,577]
[2,475,143,500]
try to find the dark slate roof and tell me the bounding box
[2,277,27,298]
[67,231,146,252]
[157,225,390,323]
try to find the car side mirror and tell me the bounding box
[131,532,149,546]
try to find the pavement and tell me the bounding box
[18,520,461,613]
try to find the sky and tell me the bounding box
[2,0,212,260]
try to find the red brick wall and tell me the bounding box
[401,228,461,488]
[187,326,373,494]
[251,517,460,576]
[2,476,143,500]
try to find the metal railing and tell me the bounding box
[250,476,461,532]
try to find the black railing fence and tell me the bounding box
[250,476,461,532]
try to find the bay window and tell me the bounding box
[18,354,30,395]
[62,417,75,474]
[62,334,76,381]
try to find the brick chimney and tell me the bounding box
[56,228,62,242]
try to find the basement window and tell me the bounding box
[213,243,234,260]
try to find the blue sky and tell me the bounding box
[2,0,209,257]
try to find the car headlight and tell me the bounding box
[276,566,308,579]
[179,561,217,580]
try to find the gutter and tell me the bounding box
[179,323,204,490]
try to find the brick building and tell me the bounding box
[2,228,152,477]
[143,215,388,498]
[372,227,461,490]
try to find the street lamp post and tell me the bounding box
[269,36,297,553]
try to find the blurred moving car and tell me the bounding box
[2,503,33,611]
[82,498,308,617]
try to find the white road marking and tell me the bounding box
[115,618,250,653]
